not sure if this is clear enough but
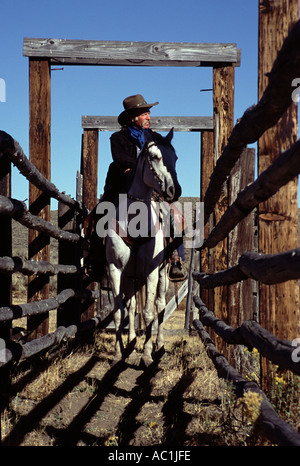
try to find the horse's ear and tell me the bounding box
[165,128,174,143]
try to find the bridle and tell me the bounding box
[127,140,168,203]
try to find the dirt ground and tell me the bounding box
[3,304,250,447]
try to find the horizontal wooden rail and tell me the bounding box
[82,116,213,132]
[203,18,300,224]
[193,317,300,446]
[0,256,77,276]
[0,131,87,216]
[0,195,80,243]
[23,38,241,67]
[0,311,104,368]
[0,288,100,323]
[202,138,300,249]
[193,296,300,376]
[193,248,300,287]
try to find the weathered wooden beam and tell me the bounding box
[23,38,241,67]
[0,131,87,216]
[194,248,300,288]
[27,58,51,340]
[193,296,300,376]
[82,116,213,132]
[0,289,75,322]
[227,147,255,344]
[81,129,99,321]
[203,17,300,225]
[200,130,214,310]
[0,288,100,323]
[194,265,246,288]
[0,195,80,242]
[0,256,77,276]
[211,63,235,358]
[57,202,81,327]
[0,138,12,394]
[202,138,300,250]
[0,307,103,369]
[193,316,300,446]
[258,0,299,388]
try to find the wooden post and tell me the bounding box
[0,150,12,429]
[27,58,51,339]
[0,153,12,338]
[57,203,80,327]
[81,129,99,321]
[228,148,256,325]
[227,147,255,370]
[200,130,214,310]
[258,0,299,388]
[212,64,235,357]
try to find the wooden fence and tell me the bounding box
[191,12,300,447]
[1,3,300,446]
[0,130,103,363]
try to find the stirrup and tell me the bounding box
[167,259,187,282]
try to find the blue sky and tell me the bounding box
[1,0,261,208]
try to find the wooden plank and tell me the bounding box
[82,116,213,132]
[23,38,241,67]
[258,0,299,388]
[27,58,51,340]
[152,280,188,333]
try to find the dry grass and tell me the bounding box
[1,306,272,447]
[4,209,299,446]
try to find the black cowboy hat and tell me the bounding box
[118,94,159,126]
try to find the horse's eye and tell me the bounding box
[149,146,162,160]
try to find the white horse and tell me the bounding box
[105,129,182,367]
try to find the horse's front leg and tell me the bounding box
[108,264,125,363]
[142,271,159,367]
[155,264,168,353]
[123,278,137,359]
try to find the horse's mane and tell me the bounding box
[125,129,175,195]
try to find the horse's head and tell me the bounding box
[142,129,182,203]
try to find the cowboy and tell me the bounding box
[102,94,158,200]
[101,94,186,281]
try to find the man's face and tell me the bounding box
[132,111,151,129]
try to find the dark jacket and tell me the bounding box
[103,128,157,200]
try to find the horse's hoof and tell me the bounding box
[126,350,140,366]
[154,346,165,361]
[111,354,123,367]
[140,355,154,368]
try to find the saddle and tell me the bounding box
[83,196,187,283]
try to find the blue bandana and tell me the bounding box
[127,125,148,149]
